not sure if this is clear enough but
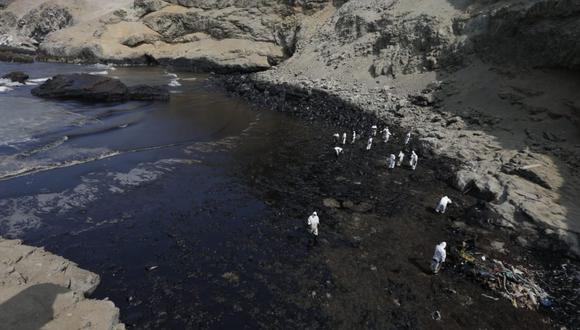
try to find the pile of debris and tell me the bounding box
[457,247,552,310]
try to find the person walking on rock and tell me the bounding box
[435,196,452,214]
[342,132,347,145]
[431,242,447,274]
[404,131,412,145]
[334,146,343,157]
[371,125,378,136]
[382,127,391,143]
[409,150,418,170]
[307,212,319,237]
[397,151,405,166]
[388,154,396,169]
[333,133,340,142]
[351,130,357,144]
[366,137,373,150]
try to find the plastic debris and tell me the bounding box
[457,247,552,310]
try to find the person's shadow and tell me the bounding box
[408,257,432,275]
[0,283,69,330]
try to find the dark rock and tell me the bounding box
[409,93,435,106]
[2,71,29,83]
[18,3,73,42]
[32,74,170,102]
[128,84,169,101]
[0,50,34,63]
[133,0,168,17]
[31,74,129,102]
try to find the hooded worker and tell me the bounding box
[371,125,378,136]
[397,151,405,166]
[382,127,391,143]
[409,150,418,170]
[388,154,396,169]
[333,133,340,141]
[307,211,319,236]
[435,196,452,214]
[431,242,447,274]
[334,146,343,156]
[404,131,411,145]
[342,132,347,145]
[366,137,373,150]
[351,130,357,144]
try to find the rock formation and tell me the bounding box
[31,73,169,102]
[0,238,125,330]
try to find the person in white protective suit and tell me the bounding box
[435,196,452,213]
[371,125,378,136]
[342,133,347,145]
[333,133,340,141]
[307,212,319,236]
[334,146,343,156]
[404,131,411,145]
[382,127,391,143]
[388,154,396,169]
[366,137,373,150]
[431,242,447,274]
[409,150,418,170]
[396,151,405,166]
[351,130,357,144]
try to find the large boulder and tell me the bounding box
[31,74,129,102]
[31,74,169,102]
[2,71,29,84]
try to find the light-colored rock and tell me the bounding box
[0,238,124,330]
[323,197,341,208]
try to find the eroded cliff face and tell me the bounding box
[0,0,331,72]
[1,0,579,73]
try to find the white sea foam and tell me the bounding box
[89,70,109,75]
[29,77,50,83]
[168,79,181,87]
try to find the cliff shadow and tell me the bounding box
[0,283,69,330]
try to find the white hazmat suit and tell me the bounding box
[307,212,319,236]
[435,196,452,214]
[342,133,347,145]
[334,146,343,156]
[397,151,405,166]
[404,132,411,145]
[409,151,418,170]
[388,154,396,169]
[366,137,373,150]
[371,125,378,136]
[431,242,447,274]
[382,128,391,143]
[351,130,357,144]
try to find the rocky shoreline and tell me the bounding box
[216,67,580,259]
[0,238,125,329]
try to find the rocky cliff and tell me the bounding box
[0,0,330,71]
